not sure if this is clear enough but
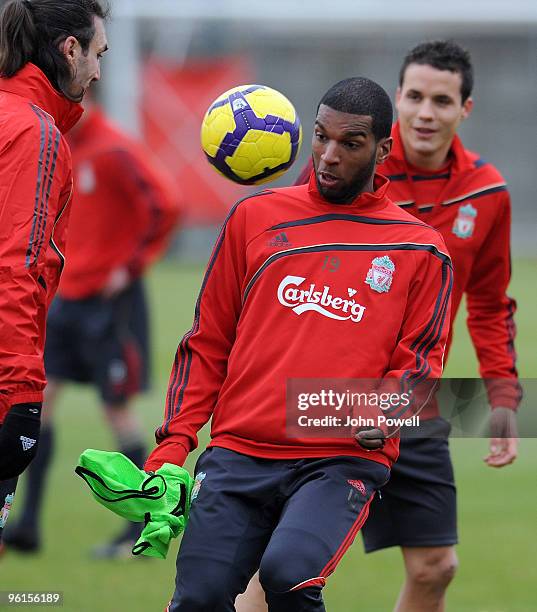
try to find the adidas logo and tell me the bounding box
[268,232,291,248]
[20,436,37,452]
[348,479,367,496]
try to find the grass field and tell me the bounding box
[1,258,535,612]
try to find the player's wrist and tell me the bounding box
[490,404,517,412]
[144,440,189,472]
[488,406,518,440]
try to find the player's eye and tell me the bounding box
[345,141,360,150]
[315,132,327,142]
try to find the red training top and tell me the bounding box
[145,174,452,471]
[0,63,82,421]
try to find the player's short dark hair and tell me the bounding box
[0,0,109,98]
[399,40,474,102]
[318,77,393,142]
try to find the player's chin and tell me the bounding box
[318,184,349,204]
[412,138,438,154]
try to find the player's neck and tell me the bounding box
[403,141,453,172]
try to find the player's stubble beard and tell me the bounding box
[315,152,377,205]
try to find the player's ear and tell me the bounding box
[376,136,393,165]
[60,35,80,66]
[461,96,473,121]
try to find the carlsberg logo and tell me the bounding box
[277,275,366,323]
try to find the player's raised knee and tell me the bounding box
[259,547,326,595]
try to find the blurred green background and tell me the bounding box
[1,259,535,612]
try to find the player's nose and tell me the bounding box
[321,141,340,165]
[417,99,434,121]
[93,63,101,83]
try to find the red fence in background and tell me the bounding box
[141,56,254,225]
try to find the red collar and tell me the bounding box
[307,170,390,213]
[390,121,474,175]
[0,63,83,134]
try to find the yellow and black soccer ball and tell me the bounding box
[201,84,302,185]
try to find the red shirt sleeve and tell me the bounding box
[0,123,71,419]
[103,149,182,279]
[144,202,247,470]
[465,190,521,409]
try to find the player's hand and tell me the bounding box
[0,403,41,480]
[102,266,130,298]
[484,407,518,468]
[355,427,385,451]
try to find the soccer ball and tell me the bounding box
[200,84,302,185]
